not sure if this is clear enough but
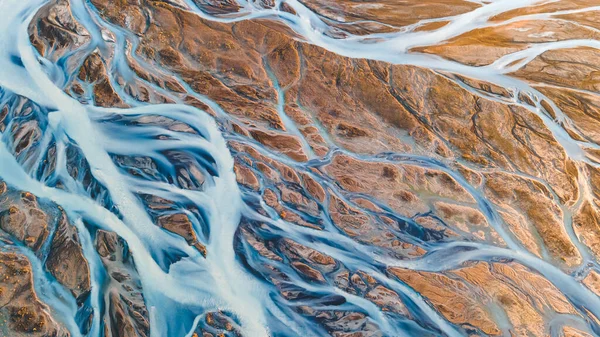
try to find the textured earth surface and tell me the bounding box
[1,0,600,336]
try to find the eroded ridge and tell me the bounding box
[1,0,600,336]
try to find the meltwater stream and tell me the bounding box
[2,0,600,336]
[0,0,271,336]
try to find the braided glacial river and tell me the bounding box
[2,0,600,336]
